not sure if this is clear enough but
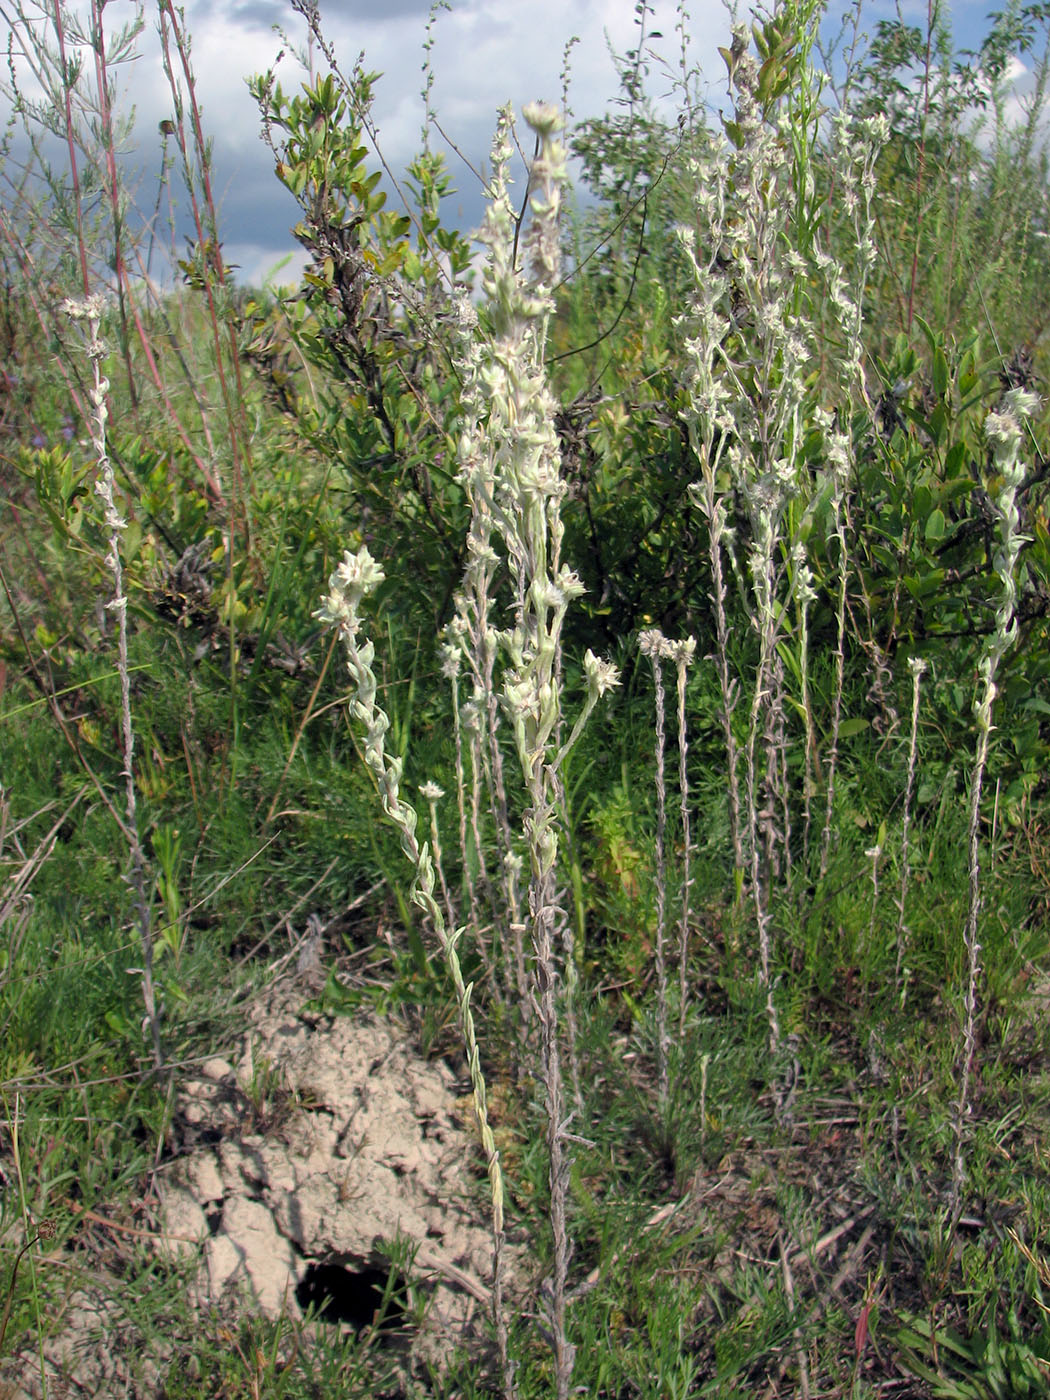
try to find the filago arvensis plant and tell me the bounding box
[317,545,512,1384]
[638,628,672,1105]
[638,629,697,1101]
[319,101,618,1400]
[950,385,1038,1224]
[816,106,886,881]
[668,636,697,1040]
[63,294,163,1073]
[678,21,816,1056]
[677,19,886,1061]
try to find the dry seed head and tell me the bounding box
[637,627,667,658]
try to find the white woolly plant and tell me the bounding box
[724,39,811,1006]
[451,101,619,1399]
[63,295,163,1073]
[667,636,697,1039]
[681,191,744,889]
[638,630,697,1094]
[816,108,887,880]
[677,26,886,1058]
[679,25,814,1055]
[317,546,512,1387]
[788,540,818,864]
[638,629,672,1105]
[323,104,618,1400]
[444,276,523,1009]
[950,387,1038,1225]
[438,642,481,942]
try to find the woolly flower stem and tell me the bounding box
[819,113,885,880]
[950,388,1037,1225]
[668,637,696,1039]
[456,102,618,1400]
[639,629,671,1105]
[63,296,163,1073]
[317,547,511,1390]
[421,782,455,933]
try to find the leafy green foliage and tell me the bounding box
[246,67,475,639]
[853,1,1050,353]
[896,1303,1050,1399]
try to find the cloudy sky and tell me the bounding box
[1,0,1006,287]
[166,0,729,284]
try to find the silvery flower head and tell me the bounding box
[522,100,561,139]
[907,656,929,680]
[439,640,462,680]
[315,545,385,626]
[665,636,697,668]
[62,293,105,322]
[583,648,621,698]
[1003,387,1040,422]
[637,628,666,659]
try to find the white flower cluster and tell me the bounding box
[974,388,1039,731]
[447,105,619,790]
[315,545,386,628]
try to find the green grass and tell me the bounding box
[2,0,1050,1395]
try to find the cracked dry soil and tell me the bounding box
[1,989,507,1398]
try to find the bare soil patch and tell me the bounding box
[1,986,505,1398]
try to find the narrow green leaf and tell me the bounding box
[838,717,870,739]
[932,346,949,399]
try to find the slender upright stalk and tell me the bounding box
[156,0,252,520]
[791,543,817,865]
[88,0,138,409]
[464,695,496,950]
[950,388,1036,1223]
[441,641,483,949]
[819,109,886,879]
[318,103,618,1400]
[63,295,163,1072]
[50,0,91,297]
[458,103,618,1398]
[639,628,671,1104]
[682,329,743,886]
[668,637,697,1039]
[681,25,812,1054]
[450,284,523,1004]
[864,839,881,961]
[318,548,513,1394]
[819,452,850,881]
[421,783,455,932]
